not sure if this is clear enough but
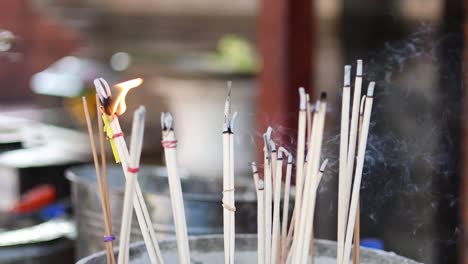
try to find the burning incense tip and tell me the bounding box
[258,179,264,190]
[344,65,351,86]
[161,112,174,130]
[357,60,363,76]
[367,82,375,96]
[94,77,143,116]
[298,87,306,110]
[320,92,327,100]
[251,162,258,173]
[319,159,329,172]
[360,95,366,115]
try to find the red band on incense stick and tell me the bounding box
[111,132,124,139]
[161,140,178,149]
[127,166,140,173]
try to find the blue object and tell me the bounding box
[361,238,384,250]
[39,203,66,220]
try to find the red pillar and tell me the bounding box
[257,0,314,166]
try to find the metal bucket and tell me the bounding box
[66,165,257,259]
[76,234,422,264]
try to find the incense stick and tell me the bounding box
[291,97,320,263]
[263,127,273,264]
[96,94,115,264]
[228,113,236,264]
[109,117,163,264]
[94,78,163,264]
[338,65,352,264]
[291,88,307,261]
[82,97,115,264]
[280,150,293,264]
[299,93,327,264]
[343,82,375,264]
[96,95,113,245]
[161,112,190,264]
[118,107,146,264]
[342,61,364,263]
[257,179,265,264]
[270,141,277,191]
[223,116,230,264]
[271,148,284,264]
[222,85,237,264]
[309,159,328,264]
[353,95,366,264]
[306,93,312,150]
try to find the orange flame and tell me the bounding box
[109,78,143,116]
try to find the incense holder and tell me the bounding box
[67,165,259,258]
[77,234,422,264]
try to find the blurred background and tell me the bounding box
[0,0,465,263]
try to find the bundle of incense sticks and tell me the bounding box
[246,60,376,264]
[249,90,330,264]
[223,83,237,264]
[82,60,375,263]
[337,60,376,264]
[94,78,163,264]
[118,106,146,264]
[82,97,115,264]
[161,112,191,264]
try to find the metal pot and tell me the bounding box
[76,234,422,264]
[66,165,257,259]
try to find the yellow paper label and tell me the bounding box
[102,114,121,163]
